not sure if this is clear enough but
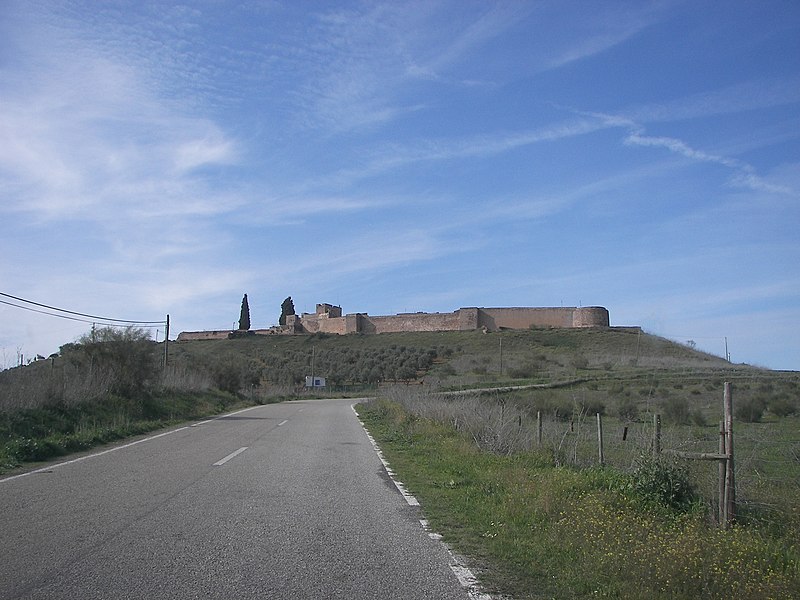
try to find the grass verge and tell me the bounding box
[356,398,800,599]
[0,390,261,474]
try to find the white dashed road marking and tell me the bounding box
[213,447,248,466]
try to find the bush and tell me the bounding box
[616,396,639,421]
[631,454,696,510]
[768,396,797,417]
[438,364,456,377]
[69,326,158,398]
[508,362,539,379]
[735,396,767,423]
[213,364,241,395]
[662,396,690,425]
[577,398,605,416]
[572,355,589,370]
[690,409,708,427]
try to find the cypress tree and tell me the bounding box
[280,296,295,326]
[239,294,251,330]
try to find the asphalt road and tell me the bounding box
[0,399,474,599]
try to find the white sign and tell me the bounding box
[305,376,326,388]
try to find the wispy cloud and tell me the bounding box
[270,2,534,132]
[0,12,243,225]
[577,107,798,197]
[543,3,662,70]
[310,116,604,188]
[624,130,795,195]
[407,3,534,78]
[627,76,800,124]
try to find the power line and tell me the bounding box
[0,299,164,329]
[0,291,165,326]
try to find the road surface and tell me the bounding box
[0,399,475,599]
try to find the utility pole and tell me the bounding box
[163,314,170,368]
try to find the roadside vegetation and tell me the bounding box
[356,393,800,599]
[0,327,264,472]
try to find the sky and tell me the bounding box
[1,1,799,371]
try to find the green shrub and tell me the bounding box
[74,326,157,397]
[662,396,690,425]
[630,454,697,510]
[534,394,574,421]
[572,355,589,370]
[213,364,241,395]
[578,398,606,416]
[768,396,797,417]
[438,364,456,376]
[690,409,708,427]
[508,363,538,379]
[735,396,767,423]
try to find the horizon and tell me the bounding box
[1,1,798,371]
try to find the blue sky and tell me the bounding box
[1,1,799,370]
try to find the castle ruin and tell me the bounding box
[176,303,610,341]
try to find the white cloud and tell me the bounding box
[410,3,534,76]
[544,11,654,70]
[629,76,800,124]
[624,130,797,196]
[172,132,237,173]
[310,116,605,188]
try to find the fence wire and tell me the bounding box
[385,386,799,529]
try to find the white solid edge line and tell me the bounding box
[1,404,264,484]
[213,446,248,466]
[350,403,493,600]
[0,427,189,484]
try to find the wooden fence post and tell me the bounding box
[723,382,736,526]
[652,413,661,457]
[596,413,604,466]
[718,420,726,525]
[537,411,542,447]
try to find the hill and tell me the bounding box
[166,326,796,421]
[168,326,774,391]
[2,325,797,474]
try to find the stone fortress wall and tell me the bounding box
[177,303,610,341]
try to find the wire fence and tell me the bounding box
[384,385,800,531]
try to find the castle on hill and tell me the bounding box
[176,303,610,341]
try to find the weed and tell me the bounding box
[630,454,698,510]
